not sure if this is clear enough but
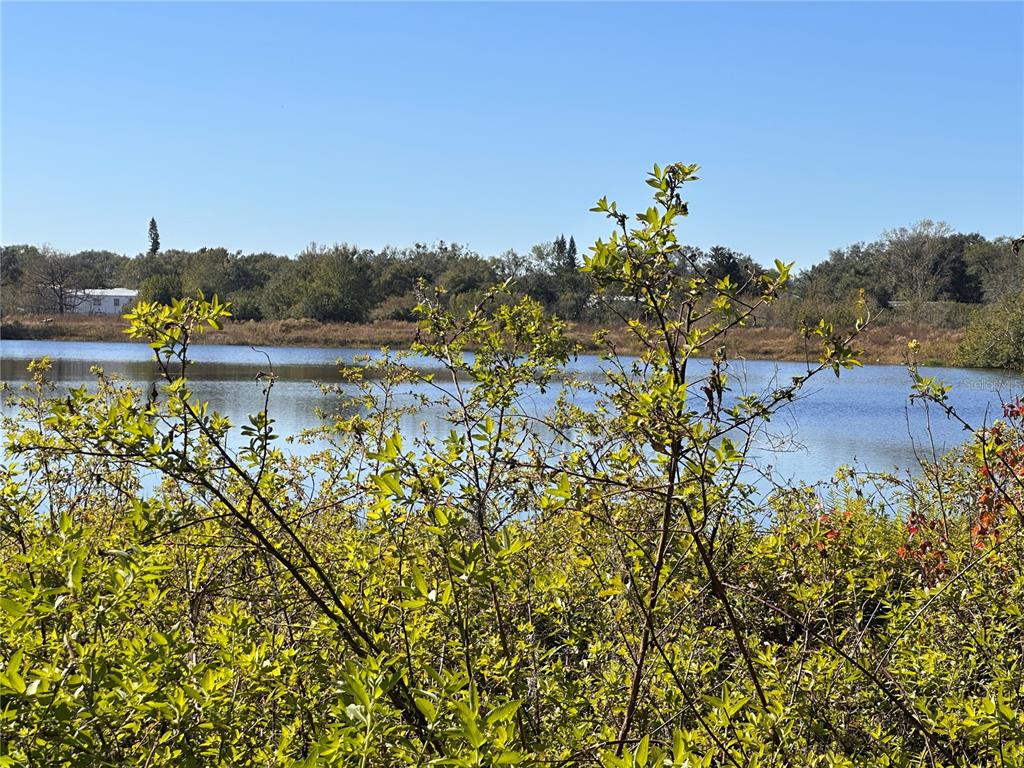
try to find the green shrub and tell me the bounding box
[3,166,1023,766]
[369,291,420,322]
[955,289,1024,370]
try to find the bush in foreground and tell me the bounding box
[2,166,1023,767]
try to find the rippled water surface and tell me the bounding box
[2,338,1021,485]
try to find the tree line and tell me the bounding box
[1,219,1020,324]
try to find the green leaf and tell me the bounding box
[0,598,26,618]
[374,473,402,497]
[411,564,429,597]
[634,734,649,766]
[457,703,486,749]
[347,675,372,709]
[67,553,84,592]
[3,668,26,695]
[414,697,437,721]
[486,699,522,727]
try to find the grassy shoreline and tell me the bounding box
[1,312,963,366]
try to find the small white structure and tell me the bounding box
[72,288,139,315]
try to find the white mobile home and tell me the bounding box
[72,288,138,315]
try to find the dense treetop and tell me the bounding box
[2,222,1020,325]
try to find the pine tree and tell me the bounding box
[553,235,567,271]
[148,218,160,257]
[567,236,578,270]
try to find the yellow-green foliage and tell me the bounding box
[2,167,1023,767]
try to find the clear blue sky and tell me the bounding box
[2,2,1021,269]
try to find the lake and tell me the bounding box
[2,338,1022,486]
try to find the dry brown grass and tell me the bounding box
[1,314,422,348]
[566,322,962,365]
[1,313,963,366]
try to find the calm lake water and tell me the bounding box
[2,339,1022,486]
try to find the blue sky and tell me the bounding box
[2,2,1021,269]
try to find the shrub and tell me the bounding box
[2,166,1022,766]
[955,289,1024,370]
[369,291,420,322]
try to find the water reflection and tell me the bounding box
[2,338,1021,485]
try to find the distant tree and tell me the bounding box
[796,242,890,307]
[879,220,953,306]
[293,244,375,322]
[523,236,593,320]
[438,254,497,297]
[236,252,290,290]
[372,243,447,299]
[74,250,131,289]
[148,218,160,257]
[28,247,87,314]
[548,234,580,274]
[553,235,568,271]
[137,273,183,305]
[931,232,984,303]
[259,259,305,320]
[520,242,560,308]
[700,246,764,292]
[180,247,233,297]
[492,249,529,281]
[1,245,39,289]
[795,222,987,310]
[0,245,41,315]
[965,236,1023,302]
